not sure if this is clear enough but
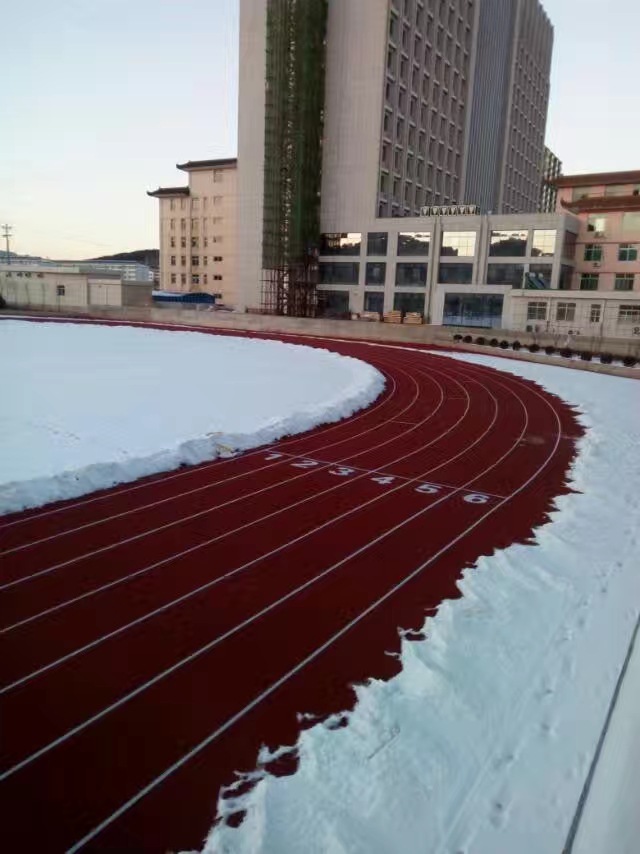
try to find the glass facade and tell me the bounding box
[443,294,504,328]
[438,263,473,284]
[365,262,386,285]
[393,292,426,314]
[319,233,362,256]
[317,290,350,317]
[527,264,552,288]
[395,262,428,286]
[441,231,477,257]
[486,263,525,286]
[364,291,385,313]
[367,232,388,255]
[318,262,359,284]
[397,232,430,255]
[489,230,528,256]
[531,229,556,257]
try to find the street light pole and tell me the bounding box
[2,224,12,264]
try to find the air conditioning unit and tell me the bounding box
[593,262,601,267]
[633,326,640,336]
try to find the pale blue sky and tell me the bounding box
[1,0,638,259]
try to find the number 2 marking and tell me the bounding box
[292,459,319,468]
[265,453,283,461]
[329,466,355,477]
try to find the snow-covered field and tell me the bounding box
[0,321,384,515]
[203,351,640,854]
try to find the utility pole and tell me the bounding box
[1,224,12,264]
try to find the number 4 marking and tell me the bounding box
[265,453,283,461]
[372,476,396,486]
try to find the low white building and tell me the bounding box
[0,265,152,309]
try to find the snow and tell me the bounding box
[200,350,640,854]
[0,321,384,515]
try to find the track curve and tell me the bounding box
[0,320,582,853]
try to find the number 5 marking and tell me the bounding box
[416,483,440,495]
[464,493,489,504]
[329,466,355,477]
[292,459,319,468]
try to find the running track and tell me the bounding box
[0,319,582,852]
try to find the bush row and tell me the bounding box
[452,334,637,367]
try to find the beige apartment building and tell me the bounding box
[148,158,237,306]
[0,265,152,309]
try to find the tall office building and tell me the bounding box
[238,0,554,312]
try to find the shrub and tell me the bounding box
[512,341,521,351]
[475,336,486,345]
[529,343,540,353]
[453,333,463,341]
[489,338,499,347]
[580,351,592,361]
[0,294,6,309]
[599,352,613,364]
[545,345,555,355]
[462,335,473,343]
[560,347,573,358]
[622,356,637,367]
[499,340,509,349]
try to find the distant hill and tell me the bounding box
[86,249,159,268]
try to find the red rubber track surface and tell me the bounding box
[0,318,583,853]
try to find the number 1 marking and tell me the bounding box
[265,453,283,461]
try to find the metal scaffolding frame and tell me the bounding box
[261,0,327,316]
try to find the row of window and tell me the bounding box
[1,271,46,279]
[573,184,640,201]
[583,243,638,262]
[318,261,551,287]
[586,213,640,237]
[168,210,223,229]
[320,229,557,258]
[170,255,224,266]
[168,191,224,211]
[527,301,640,324]
[169,233,223,248]
[579,273,635,291]
[169,273,223,286]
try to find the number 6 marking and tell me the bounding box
[416,483,440,495]
[464,493,489,504]
[292,459,319,468]
[329,466,355,477]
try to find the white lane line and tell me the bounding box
[0,365,399,545]
[0,344,398,531]
[0,366,516,777]
[63,384,561,854]
[0,368,424,589]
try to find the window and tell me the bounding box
[584,243,602,262]
[614,273,635,291]
[364,291,385,314]
[528,264,552,288]
[212,196,222,205]
[180,198,186,210]
[180,256,186,265]
[367,232,388,255]
[170,237,176,248]
[527,301,547,321]
[180,237,186,248]
[191,256,200,266]
[170,255,176,266]
[556,301,576,322]
[580,274,599,290]
[318,290,350,318]
[589,304,601,323]
[203,236,208,248]
[213,256,223,262]
[486,263,524,286]
[192,199,200,210]
[586,215,607,237]
[562,231,577,259]
[395,262,427,286]
[192,274,200,285]
[213,170,223,183]
[203,256,208,266]
[320,233,362,256]
[442,294,504,328]
[532,229,556,257]
[365,262,386,285]
[618,304,640,323]
[571,186,593,201]
[203,274,208,285]
[622,212,640,233]
[191,237,199,248]
[489,230,528,256]
[618,243,638,262]
[213,274,223,281]
[181,274,186,285]
[170,199,175,211]
[170,219,175,231]
[441,231,476,257]
[56,285,66,297]
[393,292,425,314]
[319,262,360,284]
[180,218,186,231]
[604,184,634,196]
[170,273,177,285]
[438,263,472,283]
[397,231,430,255]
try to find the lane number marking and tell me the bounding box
[372,476,396,486]
[329,466,355,477]
[292,459,320,469]
[415,483,441,495]
[265,453,284,461]
[464,493,490,504]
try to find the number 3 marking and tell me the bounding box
[464,493,489,504]
[329,466,355,477]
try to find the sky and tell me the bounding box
[1,0,638,260]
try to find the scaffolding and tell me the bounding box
[261,0,327,316]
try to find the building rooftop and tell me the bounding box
[553,169,640,188]
[146,186,190,198]
[176,157,238,171]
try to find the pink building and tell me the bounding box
[554,169,640,293]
